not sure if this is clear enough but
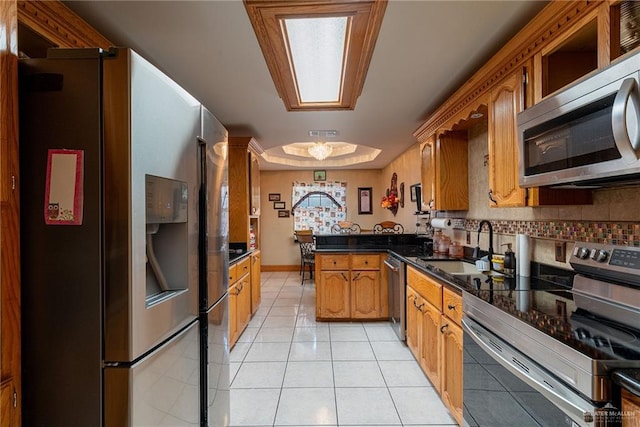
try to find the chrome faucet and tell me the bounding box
[472,220,494,260]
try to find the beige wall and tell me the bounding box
[464,122,640,268]
[261,169,404,267]
[259,152,421,267]
[259,123,640,269]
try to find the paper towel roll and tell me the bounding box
[516,233,531,277]
[431,218,453,229]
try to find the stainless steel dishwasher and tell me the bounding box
[385,253,406,341]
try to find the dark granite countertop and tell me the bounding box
[613,369,640,398]
[229,249,253,264]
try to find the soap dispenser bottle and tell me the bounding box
[502,243,516,276]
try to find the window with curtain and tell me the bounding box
[292,181,347,233]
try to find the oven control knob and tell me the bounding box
[591,249,609,263]
[576,247,590,259]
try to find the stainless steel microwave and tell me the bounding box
[517,51,640,188]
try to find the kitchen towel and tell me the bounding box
[516,233,531,277]
[431,218,453,230]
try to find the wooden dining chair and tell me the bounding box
[294,230,315,285]
[330,221,361,234]
[373,221,404,234]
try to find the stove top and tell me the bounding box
[465,276,640,362]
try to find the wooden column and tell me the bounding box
[1,1,22,425]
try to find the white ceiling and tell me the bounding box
[62,0,548,170]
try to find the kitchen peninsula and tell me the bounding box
[313,233,429,321]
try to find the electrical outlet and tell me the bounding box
[555,241,566,262]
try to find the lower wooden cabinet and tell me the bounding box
[406,286,420,357]
[406,265,463,426]
[1,378,17,427]
[317,270,351,319]
[441,317,463,425]
[622,389,640,427]
[407,284,443,393]
[250,250,261,314]
[229,257,252,348]
[316,253,387,320]
[351,270,382,319]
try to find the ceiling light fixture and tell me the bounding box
[244,0,387,111]
[308,142,333,160]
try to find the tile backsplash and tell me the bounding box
[464,219,640,247]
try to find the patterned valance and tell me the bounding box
[292,181,347,233]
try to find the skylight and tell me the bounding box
[244,0,387,111]
[283,17,348,103]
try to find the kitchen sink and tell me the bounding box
[426,260,503,276]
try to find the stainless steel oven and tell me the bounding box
[385,253,406,341]
[462,242,640,427]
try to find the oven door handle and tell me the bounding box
[462,316,599,427]
[612,77,640,160]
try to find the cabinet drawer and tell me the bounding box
[406,266,442,310]
[351,254,380,270]
[318,254,350,270]
[443,287,462,326]
[228,263,238,286]
[236,257,251,277]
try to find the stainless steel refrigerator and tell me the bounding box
[198,106,230,427]
[19,47,229,426]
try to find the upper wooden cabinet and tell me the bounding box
[412,1,640,208]
[488,68,528,207]
[229,137,261,249]
[534,8,600,101]
[420,131,468,211]
[488,63,592,207]
[249,151,260,216]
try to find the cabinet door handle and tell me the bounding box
[341,272,349,282]
[440,324,449,334]
[353,272,361,280]
[447,304,456,310]
[488,189,497,204]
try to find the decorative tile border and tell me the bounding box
[462,219,640,247]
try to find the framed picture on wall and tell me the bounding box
[313,170,326,181]
[358,187,373,214]
[274,201,286,209]
[410,183,420,201]
[268,193,281,201]
[278,210,290,218]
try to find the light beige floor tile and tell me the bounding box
[329,325,369,341]
[335,387,401,425]
[331,341,376,361]
[293,327,331,342]
[229,342,251,362]
[253,327,295,343]
[378,360,432,387]
[261,315,298,329]
[244,342,291,362]
[230,388,280,426]
[333,361,385,387]
[289,341,332,361]
[389,386,457,425]
[231,361,286,389]
[283,361,334,388]
[275,388,337,426]
[370,340,415,361]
